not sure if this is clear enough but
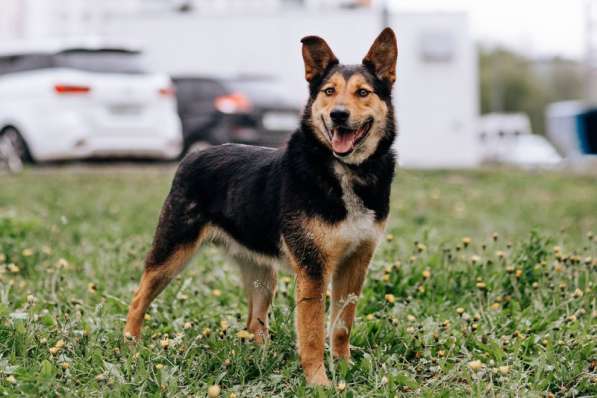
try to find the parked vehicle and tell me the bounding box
[478,113,562,168]
[0,39,182,162]
[546,101,597,157]
[172,75,300,150]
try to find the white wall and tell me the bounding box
[103,10,479,167]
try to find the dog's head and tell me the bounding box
[300,28,398,165]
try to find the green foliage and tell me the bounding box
[0,167,595,397]
[479,47,584,134]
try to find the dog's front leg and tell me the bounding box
[295,268,330,386]
[330,241,375,360]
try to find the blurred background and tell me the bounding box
[0,0,596,172]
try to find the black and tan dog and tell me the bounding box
[125,28,398,385]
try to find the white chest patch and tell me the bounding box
[333,163,384,251]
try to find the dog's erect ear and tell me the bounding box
[301,36,339,83]
[362,28,398,84]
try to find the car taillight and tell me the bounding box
[54,84,91,94]
[159,87,176,97]
[214,92,251,114]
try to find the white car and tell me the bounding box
[0,39,182,162]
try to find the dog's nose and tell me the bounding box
[330,108,350,124]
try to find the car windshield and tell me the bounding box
[53,49,146,74]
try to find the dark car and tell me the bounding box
[172,76,301,150]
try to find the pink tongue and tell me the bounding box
[331,131,355,154]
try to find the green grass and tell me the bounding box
[0,166,595,397]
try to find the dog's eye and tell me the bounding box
[323,87,335,96]
[357,89,370,98]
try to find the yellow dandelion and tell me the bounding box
[6,375,17,384]
[144,314,151,321]
[462,237,471,247]
[236,330,255,340]
[505,265,515,274]
[384,294,396,304]
[202,327,211,337]
[573,288,583,298]
[229,393,238,398]
[366,314,375,321]
[7,263,19,273]
[55,339,65,349]
[207,384,221,398]
[160,337,169,349]
[470,255,480,264]
[87,282,97,293]
[476,282,487,290]
[418,285,426,293]
[437,350,445,357]
[468,360,484,371]
[422,270,431,279]
[155,363,164,369]
[498,365,510,375]
[61,362,70,370]
[56,258,69,268]
[386,234,394,242]
[0,253,5,263]
[490,302,501,311]
[22,248,33,257]
[456,307,465,315]
[495,251,506,259]
[337,381,347,391]
[220,320,229,331]
[416,243,426,252]
[394,260,401,268]
[183,321,193,330]
[281,276,292,284]
[211,289,222,297]
[566,314,577,323]
[382,273,390,282]
[515,269,523,278]
[49,347,60,355]
[532,282,539,289]
[407,314,416,322]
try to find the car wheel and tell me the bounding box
[1,127,34,163]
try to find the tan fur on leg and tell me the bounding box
[238,261,277,344]
[330,241,375,360]
[124,240,201,340]
[294,268,330,386]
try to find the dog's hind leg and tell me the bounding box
[124,192,206,340]
[238,260,277,344]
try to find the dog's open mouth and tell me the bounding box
[325,118,373,157]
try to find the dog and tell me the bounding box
[124,27,398,386]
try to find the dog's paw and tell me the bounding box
[306,370,331,386]
[123,330,139,344]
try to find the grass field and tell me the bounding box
[0,166,596,397]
